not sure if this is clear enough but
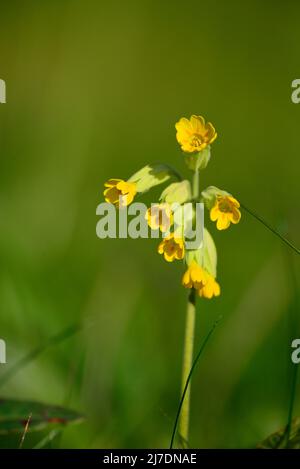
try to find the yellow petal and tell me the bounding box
[190,115,205,133]
[230,208,241,224]
[104,178,122,188]
[210,206,220,222]
[175,117,193,133]
[182,270,192,288]
[216,214,230,230]
[181,142,194,153]
[190,265,206,285]
[214,281,221,296]
[175,248,184,260]
[104,186,120,204]
[124,192,135,206]
[228,196,240,208]
[157,241,164,254]
[205,122,217,143]
[164,251,175,262]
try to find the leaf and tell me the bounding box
[0,398,84,435]
[33,429,62,449]
[257,417,300,449]
[186,229,217,276]
[202,228,217,278]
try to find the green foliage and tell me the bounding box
[258,417,300,449]
[0,399,83,435]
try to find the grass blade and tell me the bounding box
[285,253,300,446]
[19,413,32,449]
[241,202,300,255]
[33,429,62,449]
[169,315,222,449]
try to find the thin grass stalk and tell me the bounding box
[171,316,222,449]
[241,202,300,255]
[285,254,300,447]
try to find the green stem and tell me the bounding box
[178,289,196,444]
[178,169,199,445]
[192,168,199,199]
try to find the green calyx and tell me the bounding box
[184,146,211,171]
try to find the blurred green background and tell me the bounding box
[0,0,299,449]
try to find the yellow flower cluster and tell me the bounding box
[102,114,241,300]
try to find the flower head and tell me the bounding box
[182,261,208,289]
[175,115,217,154]
[158,233,185,262]
[210,195,241,230]
[146,203,173,232]
[104,179,137,208]
[182,261,220,299]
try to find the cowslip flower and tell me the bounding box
[182,261,208,290]
[103,164,179,209]
[104,179,137,208]
[201,186,241,231]
[158,233,185,262]
[146,203,173,232]
[210,195,241,230]
[182,261,220,299]
[102,114,241,445]
[175,115,217,154]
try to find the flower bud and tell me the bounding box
[159,180,191,204]
[184,146,211,171]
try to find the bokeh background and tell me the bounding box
[0,0,299,449]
